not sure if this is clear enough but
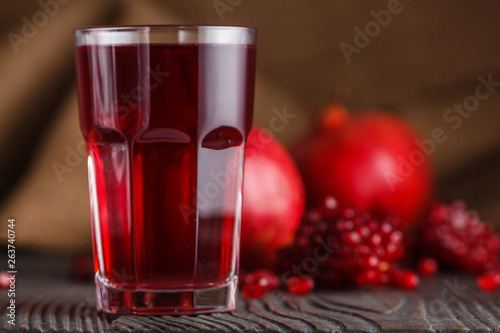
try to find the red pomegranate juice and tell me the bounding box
[76,43,255,313]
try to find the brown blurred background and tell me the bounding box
[1,0,500,252]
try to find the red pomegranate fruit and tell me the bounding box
[293,103,433,225]
[241,127,306,270]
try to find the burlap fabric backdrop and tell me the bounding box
[1,0,500,252]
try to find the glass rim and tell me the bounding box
[75,25,257,46]
[75,24,256,33]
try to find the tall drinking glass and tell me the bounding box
[74,26,256,314]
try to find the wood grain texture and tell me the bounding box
[2,257,500,333]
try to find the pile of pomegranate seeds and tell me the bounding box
[275,197,411,289]
[418,201,500,274]
[240,197,500,298]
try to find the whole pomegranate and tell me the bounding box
[293,103,433,225]
[241,127,306,270]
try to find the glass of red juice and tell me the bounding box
[74,26,256,314]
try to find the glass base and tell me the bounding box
[95,274,238,315]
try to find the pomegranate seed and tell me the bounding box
[250,270,280,290]
[393,270,419,290]
[380,223,392,235]
[378,261,390,272]
[417,257,438,278]
[287,276,314,295]
[379,272,390,285]
[389,231,404,244]
[370,234,382,246]
[477,271,500,292]
[242,269,280,299]
[357,269,380,286]
[358,227,371,238]
[0,271,11,289]
[344,231,361,245]
[242,280,269,299]
[367,255,379,267]
[321,196,338,211]
[71,253,94,281]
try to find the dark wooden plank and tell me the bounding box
[3,255,500,332]
[2,277,500,332]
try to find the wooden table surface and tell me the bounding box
[2,253,500,332]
